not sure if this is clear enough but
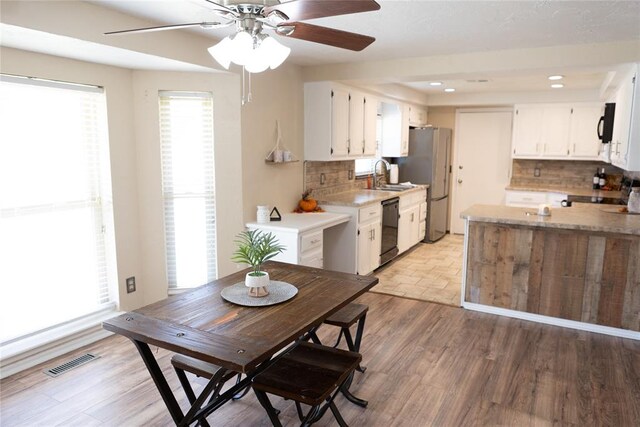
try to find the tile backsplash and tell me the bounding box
[510,159,625,189]
[304,161,368,198]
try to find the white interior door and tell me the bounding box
[451,110,513,234]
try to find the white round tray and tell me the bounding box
[220,281,298,307]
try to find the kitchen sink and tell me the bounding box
[374,184,416,192]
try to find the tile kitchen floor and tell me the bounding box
[371,233,464,306]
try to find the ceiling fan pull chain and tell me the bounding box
[242,66,246,106]
[248,71,253,103]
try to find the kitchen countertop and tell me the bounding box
[506,185,623,199]
[246,212,350,233]
[316,185,429,208]
[461,203,640,235]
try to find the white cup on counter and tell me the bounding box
[537,204,551,216]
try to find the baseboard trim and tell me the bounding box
[463,302,640,341]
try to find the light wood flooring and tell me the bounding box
[2,292,640,426]
[373,234,464,306]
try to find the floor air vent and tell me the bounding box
[44,353,100,377]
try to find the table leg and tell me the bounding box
[131,339,231,427]
[131,340,184,425]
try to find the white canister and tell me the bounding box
[628,187,640,213]
[257,205,270,223]
[389,164,399,184]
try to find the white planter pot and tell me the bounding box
[245,271,270,297]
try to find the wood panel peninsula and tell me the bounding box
[460,204,640,340]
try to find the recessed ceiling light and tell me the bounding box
[429,82,443,86]
[551,83,564,89]
[548,75,564,81]
[444,88,456,92]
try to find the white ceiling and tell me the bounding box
[4,1,640,96]
[91,0,640,66]
[85,0,640,94]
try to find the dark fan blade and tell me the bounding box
[277,22,375,51]
[105,22,225,35]
[264,0,380,22]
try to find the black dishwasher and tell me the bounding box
[380,197,399,266]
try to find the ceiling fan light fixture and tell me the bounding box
[229,31,254,66]
[262,36,291,69]
[208,37,233,69]
[245,39,270,73]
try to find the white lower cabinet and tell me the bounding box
[358,217,382,276]
[398,190,427,254]
[322,203,382,275]
[246,213,353,270]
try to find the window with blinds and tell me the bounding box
[159,92,216,289]
[0,74,116,344]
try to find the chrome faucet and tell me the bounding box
[373,159,391,189]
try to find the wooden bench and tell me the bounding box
[318,303,369,373]
[252,342,363,427]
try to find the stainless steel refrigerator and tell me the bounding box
[396,127,452,243]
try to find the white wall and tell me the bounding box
[240,64,305,224]
[131,71,243,303]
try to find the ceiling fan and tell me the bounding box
[105,0,381,73]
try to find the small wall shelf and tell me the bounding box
[265,120,298,164]
[265,159,299,164]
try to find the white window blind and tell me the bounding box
[0,74,115,343]
[159,91,216,289]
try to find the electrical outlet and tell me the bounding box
[348,169,354,180]
[126,276,136,293]
[534,168,541,177]
[320,173,326,185]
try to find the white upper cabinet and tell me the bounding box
[512,107,544,157]
[380,102,411,157]
[331,87,350,157]
[348,91,365,157]
[304,82,379,161]
[611,65,639,171]
[540,105,572,157]
[363,95,378,157]
[512,103,604,161]
[569,104,604,159]
[408,105,428,127]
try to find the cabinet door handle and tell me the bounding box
[411,213,415,222]
[310,239,320,244]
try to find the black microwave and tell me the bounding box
[598,103,615,144]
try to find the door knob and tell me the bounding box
[459,165,463,170]
[458,179,463,184]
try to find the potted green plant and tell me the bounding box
[232,229,285,297]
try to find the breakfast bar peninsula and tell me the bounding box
[460,204,640,340]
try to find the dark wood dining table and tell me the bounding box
[103,261,378,426]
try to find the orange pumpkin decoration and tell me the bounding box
[299,189,318,212]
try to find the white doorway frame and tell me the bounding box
[449,107,514,234]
